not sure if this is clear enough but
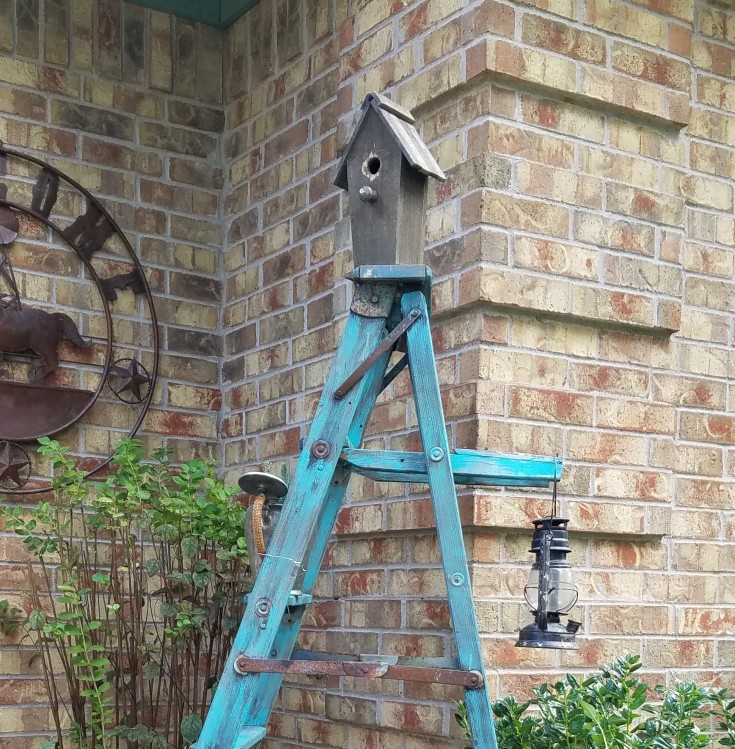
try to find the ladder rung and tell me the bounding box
[233,656,484,688]
[244,591,312,607]
[234,727,267,749]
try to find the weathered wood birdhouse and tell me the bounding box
[334,92,445,267]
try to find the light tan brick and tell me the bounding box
[567,431,648,464]
[510,386,593,425]
[517,163,603,209]
[522,96,605,142]
[593,467,671,501]
[597,398,676,434]
[612,41,690,91]
[398,54,461,111]
[467,39,577,95]
[512,318,598,358]
[585,0,667,48]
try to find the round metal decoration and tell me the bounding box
[0,144,159,494]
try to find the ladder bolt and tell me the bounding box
[450,573,465,587]
[467,670,484,687]
[255,598,272,617]
[311,440,331,459]
[429,447,444,462]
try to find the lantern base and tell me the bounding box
[515,620,579,650]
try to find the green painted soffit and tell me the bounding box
[128,0,260,28]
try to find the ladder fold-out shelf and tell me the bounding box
[341,448,561,487]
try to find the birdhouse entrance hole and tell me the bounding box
[362,154,382,180]
[366,156,381,174]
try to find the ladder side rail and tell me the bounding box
[195,302,395,749]
[246,345,395,726]
[401,290,499,749]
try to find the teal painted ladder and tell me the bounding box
[195,265,562,749]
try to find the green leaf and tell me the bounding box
[91,573,111,585]
[579,701,599,720]
[156,524,177,540]
[168,572,193,587]
[180,713,203,743]
[192,559,212,589]
[145,557,161,576]
[28,609,46,631]
[181,536,199,558]
[57,611,83,621]
[161,602,178,618]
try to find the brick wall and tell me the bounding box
[2,0,735,747]
[0,2,225,741]
[219,0,735,747]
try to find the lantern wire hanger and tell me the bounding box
[516,459,582,650]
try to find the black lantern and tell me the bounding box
[516,482,581,649]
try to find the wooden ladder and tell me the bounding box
[194,264,562,749]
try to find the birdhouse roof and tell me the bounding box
[334,92,446,189]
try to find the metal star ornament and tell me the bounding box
[108,358,151,403]
[0,440,30,488]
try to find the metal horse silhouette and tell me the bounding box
[0,248,88,382]
[0,305,88,381]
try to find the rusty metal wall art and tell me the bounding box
[0,144,159,494]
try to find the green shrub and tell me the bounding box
[457,655,735,749]
[0,437,249,749]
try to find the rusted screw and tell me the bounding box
[254,598,271,617]
[235,656,249,673]
[467,670,484,688]
[311,440,331,459]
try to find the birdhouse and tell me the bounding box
[334,92,445,267]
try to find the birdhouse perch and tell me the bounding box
[334,92,446,267]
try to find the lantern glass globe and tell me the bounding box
[524,566,577,614]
